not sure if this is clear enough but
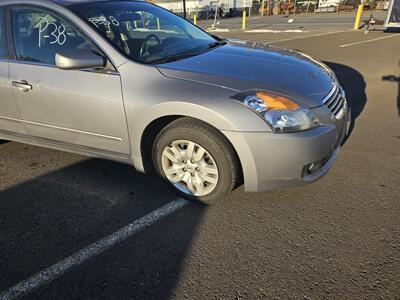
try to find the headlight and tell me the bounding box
[236,91,320,133]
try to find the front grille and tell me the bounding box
[322,84,347,119]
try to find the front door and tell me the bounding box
[9,6,130,155]
[0,7,25,135]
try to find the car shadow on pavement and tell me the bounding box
[382,74,400,117]
[323,61,367,144]
[0,155,205,299]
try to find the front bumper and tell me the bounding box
[222,107,350,192]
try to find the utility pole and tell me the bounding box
[183,0,187,18]
[212,0,219,29]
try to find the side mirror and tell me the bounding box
[55,50,106,70]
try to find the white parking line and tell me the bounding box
[0,198,189,300]
[267,29,351,44]
[245,29,307,33]
[339,34,400,47]
[207,28,231,32]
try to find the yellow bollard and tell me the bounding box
[353,4,364,30]
[242,10,246,30]
[194,14,197,25]
[260,0,265,16]
[134,20,137,29]
[157,18,160,30]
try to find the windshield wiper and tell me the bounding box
[206,40,227,49]
[152,41,227,64]
[151,53,198,64]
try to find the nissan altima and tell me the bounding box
[0,0,350,202]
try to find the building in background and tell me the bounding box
[149,0,388,18]
[149,0,253,18]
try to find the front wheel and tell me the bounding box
[152,118,239,203]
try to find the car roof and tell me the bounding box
[52,0,143,6]
[0,0,144,8]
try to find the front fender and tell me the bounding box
[118,61,270,171]
[130,100,268,173]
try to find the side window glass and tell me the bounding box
[11,7,93,65]
[0,8,6,58]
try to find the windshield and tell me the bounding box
[70,1,219,64]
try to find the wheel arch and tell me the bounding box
[134,113,244,188]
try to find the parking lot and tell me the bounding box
[197,10,388,32]
[1,16,400,300]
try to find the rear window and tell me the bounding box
[0,8,6,58]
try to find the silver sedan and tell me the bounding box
[0,0,350,203]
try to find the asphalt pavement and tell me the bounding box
[1,19,399,300]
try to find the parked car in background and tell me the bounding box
[298,0,318,7]
[318,0,341,8]
[0,0,350,203]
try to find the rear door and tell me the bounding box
[8,5,130,155]
[0,7,25,134]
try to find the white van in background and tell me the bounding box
[315,0,341,11]
[318,0,341,8]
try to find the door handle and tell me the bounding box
[12,80,33,92]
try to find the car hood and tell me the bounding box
[156,41,336,108]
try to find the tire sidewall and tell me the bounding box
[153,126,234,203]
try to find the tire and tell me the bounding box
[152,117,239,204]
